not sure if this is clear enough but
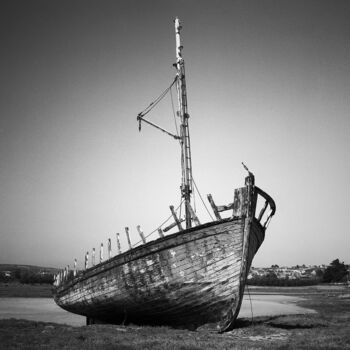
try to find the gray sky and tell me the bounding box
[1,0,349,268]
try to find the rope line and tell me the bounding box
[192,177,214,221]
[138,76,178,118]
[246,283,254,325]
[170,86,180,139]
[131,199,185,248]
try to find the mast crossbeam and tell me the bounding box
[137,115,181,140]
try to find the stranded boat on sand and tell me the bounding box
[53,18,276,332]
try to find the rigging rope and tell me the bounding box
[192,177,214,221]
[246,283,254,325]
[138,76,178,119]
[131,199,185,248]
[193,182,196,213]
[170,86,180,139]
[136,76,215,229]
[179,194,183,220]
[174,79,186,190]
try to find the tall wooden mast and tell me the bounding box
[175,17,193,229]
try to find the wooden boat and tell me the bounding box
[53,18,276,332]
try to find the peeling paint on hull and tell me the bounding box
[53,180,275,332]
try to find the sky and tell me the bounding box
[1,0,349,269]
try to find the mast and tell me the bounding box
[175,17,193,229]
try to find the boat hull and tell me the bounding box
[54,218,264,331]
[53,178,275,332]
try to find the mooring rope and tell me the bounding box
[246,283,254,325]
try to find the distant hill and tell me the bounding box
[0,264,59,274]
[0,264,59,284]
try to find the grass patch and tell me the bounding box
[0,286,350,349]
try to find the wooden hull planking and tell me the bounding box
[53,178,275,332]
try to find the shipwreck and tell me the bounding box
[53,18,276,332]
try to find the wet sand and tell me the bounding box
[1,287,349,349]
[0,294,315,326]
[240,294,316,318]
[0,298,85,326]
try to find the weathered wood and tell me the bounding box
[55,217,256,330]
[137,225,146,244]
[116,233,122,254]
[53,18,275,332]
[254,186,276,228]
[258,200,268,222]
[207,194,221,220]
[92,248,96,266]
[163,218,185,232]
[188,204,200,226]
[54,179,276,332]
[232,188,247,217]
[108,239,112,259]
[169,205,183,231]
[158,228,164,238]
[100,243,104,263]
[74,259,77,277]
[125,227,132,250]
[85,251,89,270]
[216,203,233,212]
[56,272,60,286]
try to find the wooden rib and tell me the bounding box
[169,205,183,231]
[137,225,146,244]
[188,203,201,225]
[257,200,268,222]
[125,227,132,250]
[207,194,221,220]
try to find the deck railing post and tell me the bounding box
[85,251,89,270]
[92,248,95,266]
[188,204,201,226]
[158,228,164,238]
[137,225,146,244]
[73,259,77,276]
[170,205,183,231]
[125,227,132,250]
[116,233,121,254]
[100,243,104,263]
[207,194,222,220]
[108,238,112,259]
